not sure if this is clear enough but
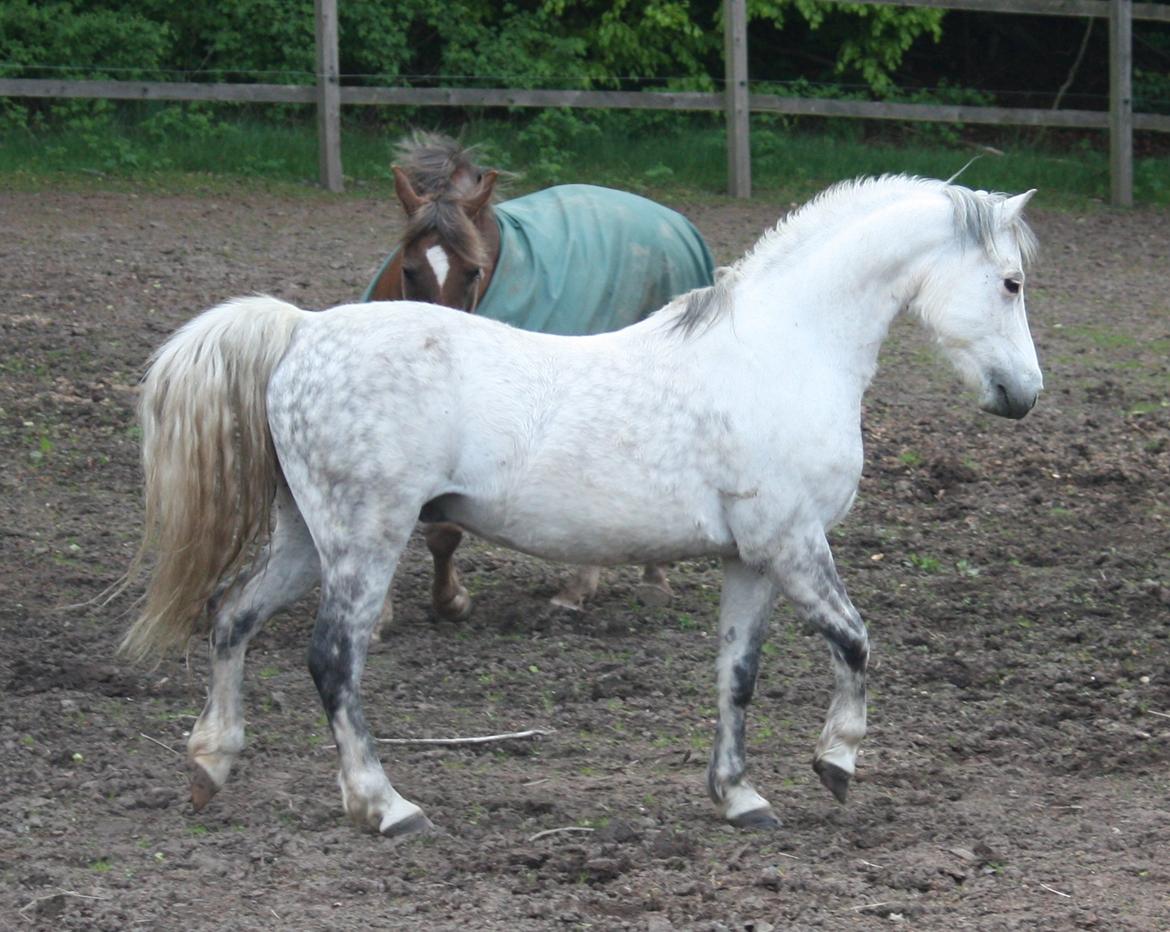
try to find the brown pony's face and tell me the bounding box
[399,233,485,310]
[393,166,499,312]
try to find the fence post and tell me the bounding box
[723,0,751,198]
[1109,0,1133,207]
[315,0,343,192]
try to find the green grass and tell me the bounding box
[907,553,942,573]
[898,449,923,467]
[2,107,1168,207]
[1064,324,1141,351]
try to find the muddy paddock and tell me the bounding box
[1,182,1168,930]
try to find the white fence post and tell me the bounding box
[723,0,751,198]
[315,0,343,192]
[1109,0,1134,207]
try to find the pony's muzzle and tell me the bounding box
[981,371,1040,420]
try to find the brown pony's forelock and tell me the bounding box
[400,196,489,268]
[393,131,512,268]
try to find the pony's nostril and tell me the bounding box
[991,382,1036,419]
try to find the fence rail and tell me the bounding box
[0,0,1162,204]
[7,76,1168,132]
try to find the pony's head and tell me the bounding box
[390,132,500,310]
[914,186,1042,419]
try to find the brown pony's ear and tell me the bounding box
[465,169,499,217]
[392,165,427,216]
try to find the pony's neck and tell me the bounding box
[734,192,953,397]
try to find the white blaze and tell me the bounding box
[425,245,450,290]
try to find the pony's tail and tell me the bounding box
[119,296,308,662]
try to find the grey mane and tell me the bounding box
[944,185,1039,268]
[669,175,1038,337]
[670,269,740,338]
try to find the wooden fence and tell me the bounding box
[2,0,1167,205]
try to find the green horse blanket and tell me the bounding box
[363,184,714,334]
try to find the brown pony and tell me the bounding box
[368,133,501,310]
[367,132,711,623]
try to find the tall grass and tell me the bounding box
[1,104,1166,206]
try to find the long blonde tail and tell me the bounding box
[120,296,307,661]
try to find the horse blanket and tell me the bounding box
[363,184,715,334]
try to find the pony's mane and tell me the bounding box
[394,131,502,267]
[395,130,487,197]
[670,174,1038,337]
[946,182,1039,268]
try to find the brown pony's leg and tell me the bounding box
[550,563,673,611]
[637,563,673,606]
[550,566,602,611]
[425,522,473,621]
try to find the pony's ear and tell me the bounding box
[1002,189,1036,222]
[393,165,427,216]
[465,169,499,217]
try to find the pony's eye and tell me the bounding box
[1004,278,1021,295]
[466,268,482,283]
[403,267,418,281]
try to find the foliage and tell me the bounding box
[1135,67,1170,116]
[2,0,945,99]
[0,0,171,130]
[748,0,944,94]
[0,1,170,80]
[887,80,996,146]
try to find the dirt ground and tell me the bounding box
[1,179,1168,931]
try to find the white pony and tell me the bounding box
[123,175,1041,837]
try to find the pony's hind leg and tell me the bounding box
[377,522,470,640]
[424,522,473,621]
[708,557,782,828]
[308,525,432,836]
[550,565,601,610]
[771,532,869,804]
[188,484,320,809]
[637,562,673,606]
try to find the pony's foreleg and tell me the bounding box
[424,522,472,622]
[772,533,869,804]
[309,535,431,837]
[550,565,601,611]
[189,486,320,809]
[708,557,781,829]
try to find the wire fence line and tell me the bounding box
[1,0,1162,203]
[6,61,1169,109]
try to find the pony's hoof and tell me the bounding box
[380,811,436,839]
[728,807,782,830]
[549,593,586,612]
[813,758,852,804]
[435,590,472,621]
[635,581,673,607]
[189,763,221,812]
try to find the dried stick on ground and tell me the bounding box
[371,728,555,747]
